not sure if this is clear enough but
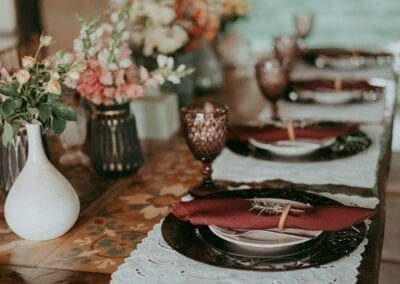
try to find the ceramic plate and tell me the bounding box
[162,189,367,271]
[209,198,321,249]
[302,48,393,70]
[289,79,381,105]
[248,137,336,157]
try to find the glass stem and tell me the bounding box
[202,163,214,188]
[271,102,280,121]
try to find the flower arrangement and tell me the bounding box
[221,0,249,23]
[0,34,85,145]
[124,0,222,57]
[128,0,189,57]
[174,0,222,51]
[74,1,192,105]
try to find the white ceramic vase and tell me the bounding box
[4,124,80,241]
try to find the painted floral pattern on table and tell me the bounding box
[0,136,202,274]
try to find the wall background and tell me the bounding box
[233,0,400,53]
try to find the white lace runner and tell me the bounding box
[213,124,382,189]
[111,191,375,284]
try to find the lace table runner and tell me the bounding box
[111,192,375,284]
[213,124,382,189]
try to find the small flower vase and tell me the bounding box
[193,41,223,92]
[90,102,143,177]
[4,124,80,241]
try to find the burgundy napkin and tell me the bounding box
[172,199,375,232]
[229,124,359,143]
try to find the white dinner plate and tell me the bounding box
[209,198,322,249]
[248,137,336,157]
[297,89,362,105]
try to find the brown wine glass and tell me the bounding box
[274,35,300,71]
[181,102,228,198]
[255,57,289,121]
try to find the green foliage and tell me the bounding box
[0,34,85,146]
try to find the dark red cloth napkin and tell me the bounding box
[229,124,359,143]
[172,199,374,231]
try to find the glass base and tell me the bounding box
[189,182,225,199]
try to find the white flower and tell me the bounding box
[64,77,77,89]
[167,74,181,84]
[119,58,132,68]
[46,79,62,94]
[40,34,53,47]
[49,71,60,80]
[121,31,130,41]
[15,70,30,84]
[154,73,165,85]
[73,39,84,53]
[177,64,186,72]
[98,49,110,68]
[108,63,118,71]
[157,55,169,68]
[21,56,35,69]
[166,57,174,70]
[101,23,113,33]
[58,52,73,65]
[152,26,188,55]
[111,12,119,23]
[96,27,105,38]
[116,21,126,32]
[67,70,80,81]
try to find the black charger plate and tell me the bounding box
[161,189,367,272]
[226,131,371,162]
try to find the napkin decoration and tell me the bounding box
[172,198,375,232]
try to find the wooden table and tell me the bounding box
[0,67,394,283]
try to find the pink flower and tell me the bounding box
[114,69,126,86]
[125,65,139,84]
[76,68,104,100]
[100,69,113,86]
[104,87,116,98]
[122,83,145,100]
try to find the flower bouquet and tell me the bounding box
[0,35,83,241]
[124,0,222,103]
[73,2,190,176]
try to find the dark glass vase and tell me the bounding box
[90,103,143,178]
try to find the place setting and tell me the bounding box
[162,188,374,271]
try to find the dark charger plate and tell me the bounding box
[302,48,393,69]
[226,122,371,162]
[286,79,383,104]
[161,189,367,272]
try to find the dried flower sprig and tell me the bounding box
[249,200,307,216]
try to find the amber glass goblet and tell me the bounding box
[274,35,299,71]
[295,13,314,40]
[255,57,288,121]
[181,102,228,198]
